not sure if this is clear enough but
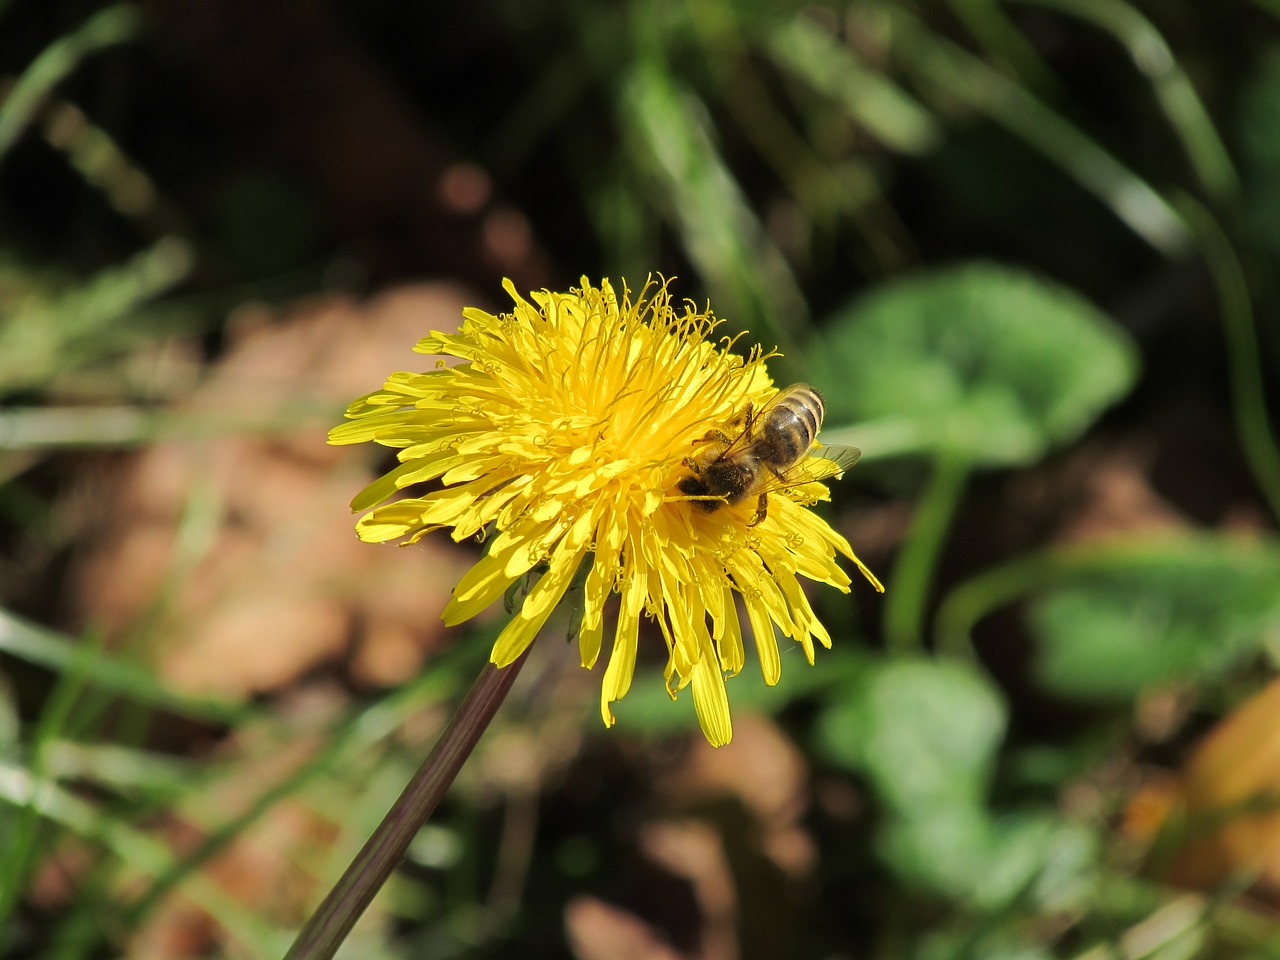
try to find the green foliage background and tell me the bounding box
[2,0,1280,958]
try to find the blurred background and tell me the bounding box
[2,1,1280,957]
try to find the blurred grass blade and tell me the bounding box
[0,630,100,931]
[1071,895,1208,960]
[883,449,971,654]
[883,2,1191,256]
[621,61,807,350]
[0,4,143,161]
[947,0,1060,90]
[43,740,196,794]
[769,16,941,156]
[1012,0,1239,202]
[1179,197,1280,522]
[0,762,284,956]
[0,608,246,724]
[121,650,470,932]
[0,402,336,449]
[686,4,904,270]
[0,237,193,392]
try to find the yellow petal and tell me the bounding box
[600,569,647,726]
[689,634,733,747]
[491,540,588,666]
[744,593,782,686]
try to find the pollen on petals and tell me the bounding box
[329,276,882,747]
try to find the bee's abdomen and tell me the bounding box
[760,383,824,465]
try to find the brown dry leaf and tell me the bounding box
[660,712,814,878]
[73,283,477,699]
[1125,678,1280,894]
[639,820,738,960]
[565,895,689,960]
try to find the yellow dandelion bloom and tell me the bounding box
[329,277,882,746]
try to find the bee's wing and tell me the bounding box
[710,390,784,457]
[804,443,862,478]
[759,442,863,497]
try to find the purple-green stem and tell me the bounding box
[284,649,532,960]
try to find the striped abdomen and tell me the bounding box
[755,383,824,469]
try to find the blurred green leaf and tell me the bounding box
[1029,536,1280,699]
[815,262,1139,466]
[1012,814,1098,911]
[917,927,1056,960]
[879,804,999,902]
[883,810,1093,911]
[817,658,1096,907]
[818,657,1006,810]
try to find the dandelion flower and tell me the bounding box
[329,277,882,746]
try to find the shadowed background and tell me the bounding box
[2,1,1280,957]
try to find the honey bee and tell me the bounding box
[678,383,862,526]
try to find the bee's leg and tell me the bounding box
[692,429,734,447]
[748,491,769,527]
[682,456,703,474]
[740,401,756,439]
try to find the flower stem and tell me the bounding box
[284,649,533,960]
[883,449,970,655]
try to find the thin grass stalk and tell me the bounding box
[883,448,971,655]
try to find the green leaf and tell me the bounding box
[815,262,1139,466]
[816,659,1100,908]
[816,656,1007,900]
[1029,537,1280,699]
[881,811,1093,911]
[878,806,997,902]
[817,657,1007,811]
[917,928,1056,960]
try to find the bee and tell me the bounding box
[678,383,862,526]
